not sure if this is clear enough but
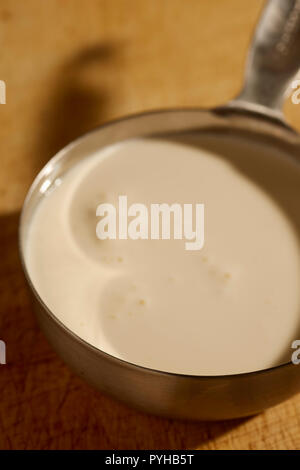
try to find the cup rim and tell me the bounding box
[19,106,299,381]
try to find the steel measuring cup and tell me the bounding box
[19,0,300,420]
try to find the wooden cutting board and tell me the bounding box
[1,0,300,450]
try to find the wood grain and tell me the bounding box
[0,0,300,450]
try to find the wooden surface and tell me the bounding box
[1,0,300,450]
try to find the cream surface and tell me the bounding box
[25,135,300,375]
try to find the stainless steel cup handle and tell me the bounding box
[232,0,300,115]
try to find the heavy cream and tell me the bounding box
[25,134,300,375]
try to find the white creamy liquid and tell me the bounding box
[25,134,300,375]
